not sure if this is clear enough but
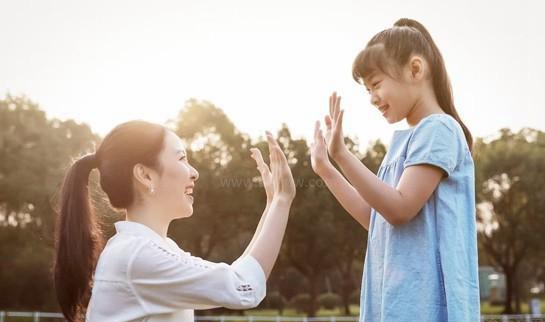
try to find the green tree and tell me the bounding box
[474,128,545,313]
[0,95,98,309]
[328,139,386,315]
[170,99,261,263]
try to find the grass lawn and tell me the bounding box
[242,301,545,316]
[243,305,360,317]
[480,300,545,315]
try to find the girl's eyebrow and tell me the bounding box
[362,74,376,88]
[175,149,187,155]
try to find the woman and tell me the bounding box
[54,120,296,322]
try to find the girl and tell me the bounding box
[54,120,296,322]
[310,18,480,322]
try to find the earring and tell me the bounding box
[150,184,155,194]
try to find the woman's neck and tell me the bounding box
[126,203,170,239]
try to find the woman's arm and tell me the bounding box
[241,133,296,278]
[241,148,273,258]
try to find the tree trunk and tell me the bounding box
[308,275,318,317]
[503,267,514,314]
[341,261,354,315]
[514,278,522,313]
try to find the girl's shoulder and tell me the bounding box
[411,113,467,149]
[414,113,460,133]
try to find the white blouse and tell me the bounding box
[86,221,267,322]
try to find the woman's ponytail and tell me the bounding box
[54,153,103,322]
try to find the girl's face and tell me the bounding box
[154,131,199,219]
[363,68,417,124]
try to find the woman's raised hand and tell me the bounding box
[325,92,348,159]
[250,147,273,203]
[265,132,296,202]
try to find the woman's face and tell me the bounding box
[363,69,417,124]
[154,131,199,219]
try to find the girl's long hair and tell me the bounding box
[352,18,473,151]
[54,120,166,322]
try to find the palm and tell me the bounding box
[310,121,332,175]
[265,132,296,200]
[250,148,273,202]
[326,92,346,159]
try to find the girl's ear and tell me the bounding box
[408,55,425,81]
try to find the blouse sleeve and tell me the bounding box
[403,117,461,177]
[128,240,266,313]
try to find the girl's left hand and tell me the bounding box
[325,92,348,160]
[250,147,273,203]
[310,121,333,177]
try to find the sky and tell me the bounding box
[1,0,544,148]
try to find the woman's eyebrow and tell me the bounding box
[175,149,187,155]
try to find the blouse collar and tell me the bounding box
[114,220,169,247]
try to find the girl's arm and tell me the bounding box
[334,149,443,225]
[326,92,444,226]
[318,165,371,230]
[310,120,370,230]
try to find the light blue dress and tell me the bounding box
[359,114,480,322]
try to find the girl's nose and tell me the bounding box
[190,165,199,181]
[370,93,379,106]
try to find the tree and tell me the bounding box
[0,94,98,309]
[474,128,545,313]
[170,99,261,262]
[328,139,386,315]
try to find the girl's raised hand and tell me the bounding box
[266,131,296,202]
[325,92,348,159]
[250,147,273,203]
[310,120,333,176]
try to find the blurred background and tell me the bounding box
[1,0,544,318]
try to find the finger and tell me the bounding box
[250,147,263,163]
[329,94,334,118]
[266,132,283,164]
[337,95,342,115]
[314,120,320,142]
[330,92,337,116]
[324,115,332,130]
[250,148,270,172]
[250,147,259,161]
[332,92,338,117]
[266,132,276,160]
[336,109,345,129]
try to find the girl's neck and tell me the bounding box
[406,88,445,127]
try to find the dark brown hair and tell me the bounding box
[352,18,473,151]
[54,120,166,322]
